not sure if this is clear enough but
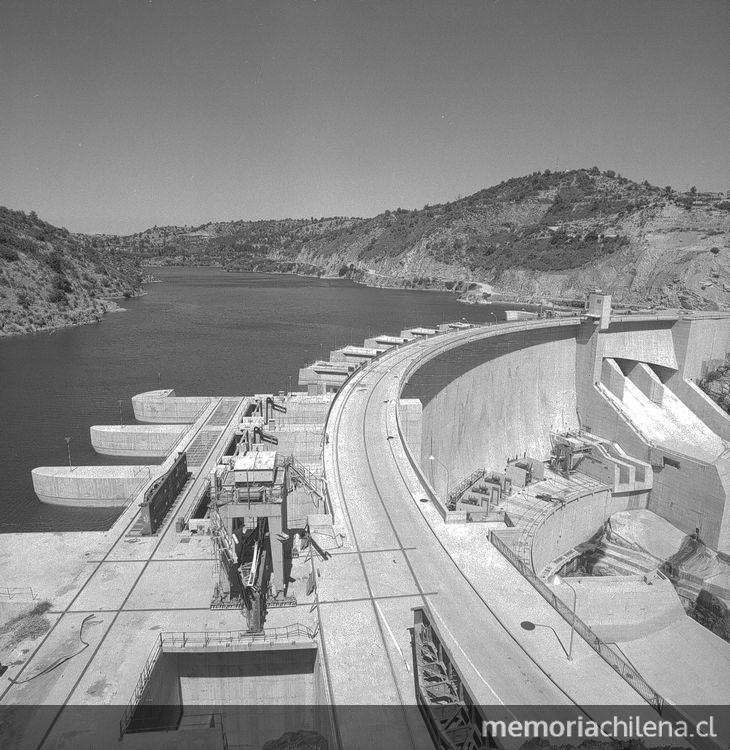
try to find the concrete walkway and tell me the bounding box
[322,325,653,750]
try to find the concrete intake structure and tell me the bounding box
[90,424,186,457]
[31,465,158,507]
[132,389,213,423]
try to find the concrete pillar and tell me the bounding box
[626,362,664,405]
[600,358,625,400]
[575,320,601,429]
[268,514,285,595]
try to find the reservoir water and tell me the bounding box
[0,267,534,533]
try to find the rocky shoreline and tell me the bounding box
[0,296,143,338]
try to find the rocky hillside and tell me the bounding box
[0,208,142,336]
[106,169,730,309]
[699,362,730,413]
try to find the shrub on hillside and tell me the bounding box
[46,251,64,273]
[53,274,73,294]
[0,245,19,261]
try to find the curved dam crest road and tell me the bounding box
[322,322,645,750]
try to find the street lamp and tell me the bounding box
[428,455,450,497]
[548,573,577,661]
[64,436,72,470]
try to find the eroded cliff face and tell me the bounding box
[103,169,730,309]
[292,198,729,309]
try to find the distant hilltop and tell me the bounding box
[102,168,730,310]
[2,168,729,337]
[0,207,142,336]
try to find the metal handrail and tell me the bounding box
[161,622,316,648]
[181,477,211,525]
[119,623,316,738]
[447,468,489,507]
[489,531,664,710]
[0,586,37,600]
[119,633,163,738]
[286,454,325,511]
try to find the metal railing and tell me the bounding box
[119,633,163,738]
[116,399,214,526]
[286,454,326,513]
[447,468,489,508]
[0,586,37,600]
[119,623,317,739]
[489,531,664,710]
[181,477,211,526]
[161,622,316,649]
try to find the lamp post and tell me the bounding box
[548,573,577,661]
[64,436,72,470]
[428,455,450,498]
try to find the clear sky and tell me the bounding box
[1,0,728,234]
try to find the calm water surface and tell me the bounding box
[0,268,534,532]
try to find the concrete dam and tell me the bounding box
[400,310,730,556]
[5,297,730,750]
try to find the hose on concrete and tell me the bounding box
[8,614,97,685]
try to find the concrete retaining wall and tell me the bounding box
[666,378,730,442]
[31,465,157,507]
[598,321,678,369]
[404,325,579,487]
[312,651,336,747]
[271,396,332,426]
[550,576,685,643]
[626,361,664,405]
[601,358,625,400]
[578,316,730,555]
[530,488,643,574]
[585,382,730,552]
[274,426,324,464]
[90,425,186,457]
[398,399,422,462]
[176,649,316,705]
[132,389,212,424]
[141,651,182,709]
[650,457,729,549]
[671,317,730,381]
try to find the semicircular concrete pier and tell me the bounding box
[132,389,213,423]
[31,465,157,507]
[90,424,186,457]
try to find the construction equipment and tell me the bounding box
[550,432,593,478]
[209,507,272,631]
